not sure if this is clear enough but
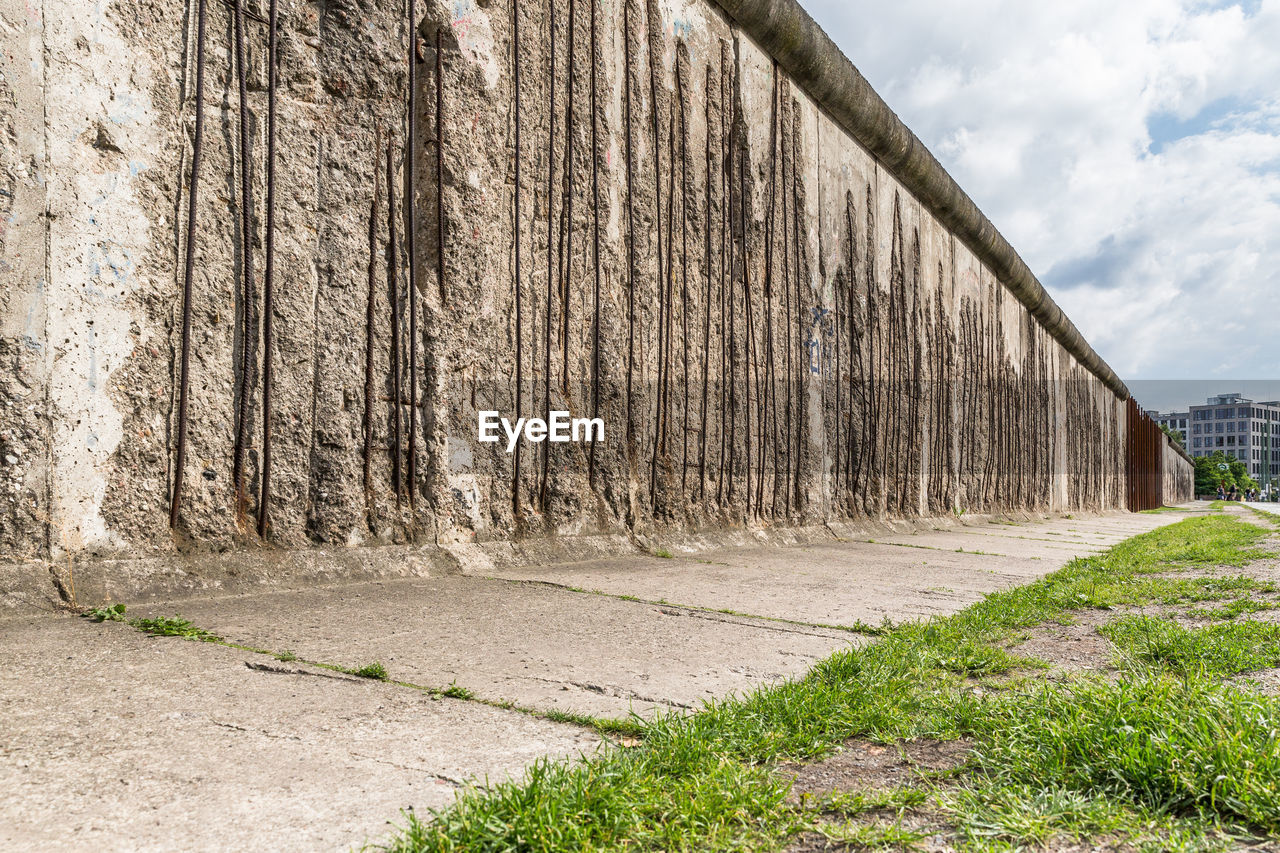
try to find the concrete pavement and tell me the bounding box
[0,508,1201,851]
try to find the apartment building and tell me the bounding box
[1187,393,1280,484]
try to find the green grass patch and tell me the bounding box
[351,661,389,680]
[970,676,1280,833]
[1102,615,1280,676]
[375,513,1280,852]
[1186,598,1278,621]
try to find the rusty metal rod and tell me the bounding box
[698,63,713,501]
[561,0,576,396]
[716,44,730,504]
[588,0,602,488]
[763,59,779,515]
[364,129,382,502]
[434,24,444,307]
[231,0,257,520]
[170,0,209,530]
[678,60,690,495]
[725,42,738,506]
[405,2,419,506]
[540,0,556,510]
[257,0,279,538]
[622,0,637,461]
[512,0,524,514]
[387,140,404,505]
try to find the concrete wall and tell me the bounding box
[0,0,1191,600]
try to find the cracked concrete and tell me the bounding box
[0,507,1196,851]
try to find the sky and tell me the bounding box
[803,0,1280,398]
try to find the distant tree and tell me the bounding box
[1193,450,1259,496]
[1159,423,1184,449]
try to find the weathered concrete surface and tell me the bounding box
[0,613,601,853]
[484,511,1192,626]
[125,574,858,717]
[0,508,1197,851]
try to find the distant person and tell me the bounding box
[1217,485,1226,500]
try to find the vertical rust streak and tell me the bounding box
[665,117,676,458]
[724,48,737,505]
[512,0,523,514]
[561,0,576,396]
[588,0,602,488]
[405,7,419,506]
[364,130,381,507]
[738,84,756,517]
[790,102,804,512]
[540,0,556,510]
[434,26,444,306]
[170,0,208,529]
[678,60,690,494]
[763,59,779,516]
[387,141,404,506]
[716,44,729,504]
[780,93,792,514]
[622,0,637,463]
[650,120,672,507]
[698,63,713,500]
[646,0,664,507]
[231,0,257,520]
[257,0,279,538]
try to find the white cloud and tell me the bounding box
[804,0,1280,380]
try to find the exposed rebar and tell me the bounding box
[405,3,420,506]
[512,0,524,514]
[364,129,382,505]
[257,0,279,538]
[622,0,637,462]
[540,0,557,510]
[588,0,602,488]
[387,140,404,506]
[169,0,209,530]
[231,0,257,521]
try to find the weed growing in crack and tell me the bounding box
[130,615,223,642]
[352,662,389,681]
[440,682,474,700]
[85,605,222,642]
[87,603,127,622]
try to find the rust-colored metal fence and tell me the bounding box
[1126,397,1164,511]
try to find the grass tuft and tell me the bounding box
[439,682,474,700]
[130,614,222,642]
[1102,615,1280,676]
[352,661,389,681]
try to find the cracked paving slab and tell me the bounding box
[485,511,1196,627]
[121,575,859,719]
[0,614,600,853]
